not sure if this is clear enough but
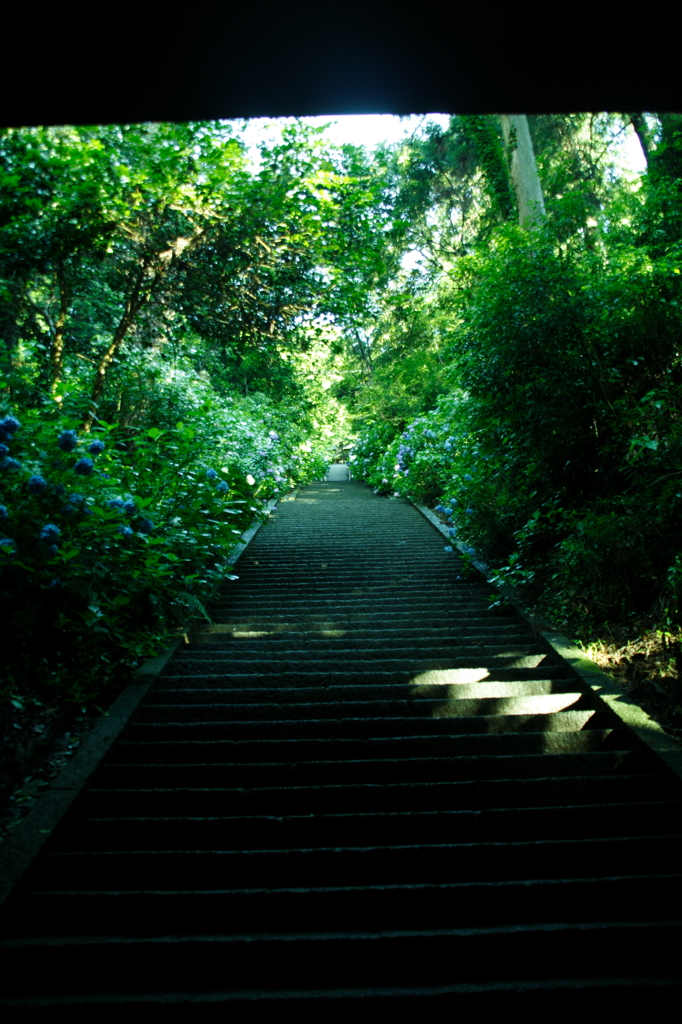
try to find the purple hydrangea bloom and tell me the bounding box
[74,458,94,476]
[28,474,47,494]
[137,518,154,534]
[268,430,280,440]
[1,457,21,472]
[58,429,78,452]
[88,439,106,455]
[40,523,61,543]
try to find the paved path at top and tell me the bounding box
[2,474,681,1007]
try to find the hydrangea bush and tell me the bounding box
[0,403,329,707]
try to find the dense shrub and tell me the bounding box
[350,227,682,632]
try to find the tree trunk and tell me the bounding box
[352,328,373,378]
[629,113,651,167]
[83,259,154,431]
[50,264,69,393]
[499,114,546,229]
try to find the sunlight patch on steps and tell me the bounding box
[431,693,585,716]
[411,667,490,691]
[193,622,348,640]
[409,668,589,723]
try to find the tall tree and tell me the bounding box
[499,114,546,228]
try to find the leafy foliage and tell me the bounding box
[346,114,682,635]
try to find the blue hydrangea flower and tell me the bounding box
[61,505,77,517]
[216,480,228,494]
[137,518,154,534]
[27,475,47,495]
[0,505,7,520]
[444,545,453,553]
[0,537,17,555]
[448,527,457,538]
[123,500,137,514]
[88,439,106,455]
[74,458,94,476]
[69,493,85,505]
[268,430,280,440]
[107,498,125,510]
[40,523,61,543]
[435,505,446,513]
[117,524,133,538]
[206,468,217,480]
[46,544,59,557]
[464,473,473,481]
[0,415,21,440]
[0,444,8,458]
[1,457,21,472]
[466,507,474,514]
[450,498,458,506]
[58,429,78,452]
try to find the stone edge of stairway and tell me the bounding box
[412,500,682,784]
[0,493,286,908]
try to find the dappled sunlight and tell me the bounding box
[193,621,348,641]
[409,669,595,732]
[431,693,585,718]
[411,667,490,691]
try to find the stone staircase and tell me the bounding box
[1,469,681,1007]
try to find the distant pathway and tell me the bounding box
[2,473,681,1006]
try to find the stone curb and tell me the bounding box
[0,493,283,909]
[412,500,682,783]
